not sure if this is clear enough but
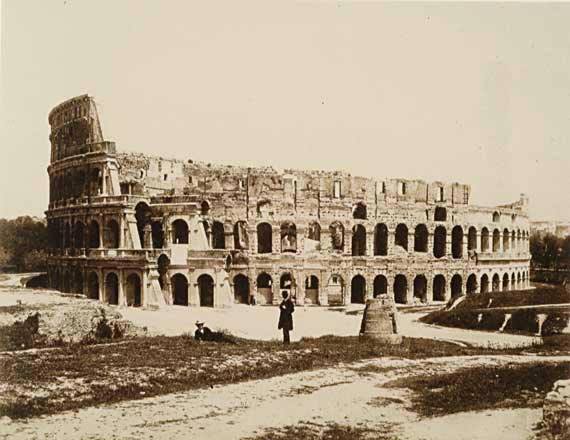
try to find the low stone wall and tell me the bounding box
[543,379,570,439]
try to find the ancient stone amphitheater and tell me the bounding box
[46,95,531,308]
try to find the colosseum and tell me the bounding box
[46,95,532,309]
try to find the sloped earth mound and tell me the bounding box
[0,300,147,351]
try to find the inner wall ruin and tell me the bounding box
[45,95,532,308]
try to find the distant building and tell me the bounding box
[531,221,570,238]
[45,95,532,309]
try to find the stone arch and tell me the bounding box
[374,223,388,256]
[450,274,462,297]
[200,200,210,216]
[87,271,99,300]
[350,274,366,304]
[373,275,387,297]
[172,219,189,244]
[394,274,408,304]
[466,274,477,294]
[481,227,490,252]
[517,272,522,287]
[329,222,345,252]
[511,230,516,250]
[198,274,215,307]
[104,219,120,249]
[151,221,164,249]
[351,224,366,256]
[480,274,490,293]
[353,202,367,220]
[88,220,100,249]
[451,226,463,259]
[105,272,119,305]
[395,224,408,251]
[212,221,225,249]
[135,202,152,246]
[492,229,500,252]
[257,222,272,254]
[503,228,510,252]
[233,221,249,250]
[434,207,447,222]
[414,224,428,252]
[305,275,320,305]
[327,274,345,306]
[126,273,142,307]
[492,273,501,292]
[468,227,477,251]
[511,272,516,290]
[73,267,83,294]
[502,273,509,291]
[280,222,297,253]
[433,274,446,301]
[64,222,71,248]
[74,221,85,249]
[413,275,427,303]
[256,272,273,305]
[171,273,188,306]
[493,211,500,223]
[233,274,250,304]
[433,226,446,258]
[307,222,321,242]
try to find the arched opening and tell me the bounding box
[492,274,500,292]
[350,275,366,304]
[481,274,490,293]
[256,272,273,305]
[414,224,428,252]
[502,273,510,291]
[434,207,447,222]
[451,274,462,298]
[327,274,344,306]
[74,268,83,294]
[135,202,152,246]
[64,223,71,248]
[126,273,142,307]
[394,275,408,304]
[233,221,249,250]
[503,228,510,252]
[257,223,272,254]
[511,230,516,250]
[492,229,500,252]
[374,224,388,256]
[493,211,500,222]
[87,272,99,300]
[468,227,477,251]
[233,274,250,304]
[433,226,447,258]
[373,275,387,297]
[105,273,119,305]
[88,220,100,249]
[353,202,367,220]
[517,272,522,288]
[511,273,516,290]
[172,219,189,244]
[104,220,120,249]
[62,270,71,293]
[351,224,366,256]
[279,272,295,295]
[171,273,188,306]
[451,226,463,259]
[305,275,319,305]
[198,274,215,307]
[523,271,527,285]
[329,222,344,252]
[307,222,321,242]
[433,275,446,301]
[481,227,490,252]
[200,200,210,216]
[517,230,522,250]
[395,224,408,251]
[74,222,85,249]
[256,199,272,217]
[151,221,164,249]
[280,222,297,253]
[413,275,427,303]
[212,221,225,249]
[466,274,477,294]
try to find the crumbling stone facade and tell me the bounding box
[46,95,532,309]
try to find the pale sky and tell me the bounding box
[1,0,569,221]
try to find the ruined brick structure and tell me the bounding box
[46,95,532,308]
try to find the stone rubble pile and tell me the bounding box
[543,379,570,439]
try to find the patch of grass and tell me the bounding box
[243,422,398,440]
[385,362,570,417]
[0,334,504,419]
[454,287,570,310]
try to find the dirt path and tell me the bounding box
[2,354,567,440]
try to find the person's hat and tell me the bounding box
[195,320,204,326]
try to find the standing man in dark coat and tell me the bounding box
[278,291,294,344]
